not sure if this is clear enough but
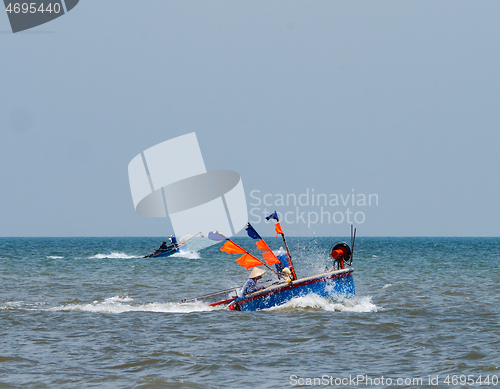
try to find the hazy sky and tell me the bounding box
[1,1,499,237]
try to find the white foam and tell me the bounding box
[103,295,134,303]
[46,256,64,259]
[266,294,378,313]
[89,252,140,259]
[0,301,24,310]
[170,251,200,259]
[47,295,218,314]
[383,283,393,288]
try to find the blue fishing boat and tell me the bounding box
[182,213,357,311]
[233,268,354,311]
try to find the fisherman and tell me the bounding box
[158,240,168,251]
[148,240,169,257]
[242,267,266,296]
[160,236,178,251]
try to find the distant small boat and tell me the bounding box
[182,214,357,311]
[144,232,202,258]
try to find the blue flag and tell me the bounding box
[265,211,279,222]
[245,223,261,240]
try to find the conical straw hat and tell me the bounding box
[249,267,266,279]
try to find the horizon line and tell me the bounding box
[1,235,499,239]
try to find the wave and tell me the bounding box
[46,256,64,259]
[33,294,377,315]
[47,295,218,314]
[0,301,25,310]
[266,294,379,313]
[170,251,200,259]
[89,252,141,259]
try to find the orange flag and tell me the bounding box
[263,251,281,266]
[275,221,283,236]
[221,240,246,254]
[236,253,264,269]
[255,239,281,265]
[256,239,270,251]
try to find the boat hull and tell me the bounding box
[235,269,354,311]
[147,242,188,258]
[149,248,178,257]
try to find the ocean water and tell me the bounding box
[0,237,499,388]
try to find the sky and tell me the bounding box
[1,1,499,237]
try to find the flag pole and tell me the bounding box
[266,212,298,281]
[279,232,297,281]
[178,231,204,247]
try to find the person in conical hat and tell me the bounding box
[241,267,266,296]
[249,267,266,279]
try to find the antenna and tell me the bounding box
[351,225,356,263]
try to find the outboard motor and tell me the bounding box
[329,242,352,269]
[329,225,356,270]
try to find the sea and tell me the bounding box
[0,237,498,388]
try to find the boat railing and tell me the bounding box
[181,286,241,304]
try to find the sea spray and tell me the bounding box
[47,295,219,314]
[266,294,378,313]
